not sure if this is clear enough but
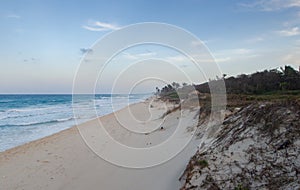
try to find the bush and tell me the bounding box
[196,160,209,168]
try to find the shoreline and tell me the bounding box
[0,124,78,160]
[0,95,149,153]
[0,98,149,155]
[0,97,201,190]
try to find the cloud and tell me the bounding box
[122,52,156,60]
[80,48,93,54]
[82,20,120,32]
[240,0,300,11]
[22,57,39,64]
[214,57,232,63]
[179,64,189,68]
[212,48,259,63]
[168,55,210,65]
[165,55,187,63]
[169,48,257,65]
[282,48,300,66]
[191,40,215,47]
[122,51,230,65]
[122,53,192,67]
[191,40,205,47]
[277,27,300,36]
[245,36,264,43]
[6,14,21,19]
[217,48,252,55]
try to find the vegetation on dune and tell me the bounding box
[234,184,249,190]
[155,65,300,105]
[195,159,209,168]
[195,65,300,95]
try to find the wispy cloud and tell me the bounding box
[22,57,39,64]
[277,27,300,36]
[214,57,232,63]
[212,48,259,63]
[217,48,253,55]
[282,48,300,66]
[164,55,194,68]
[122,53,192,67]
[82,20,120,32]
[191,39,215,47]
[122,52,156,60]
[80,48,93,54]
[165,55,187,63]
[240,0,300,11]
[191,40,205,47]
[6,14,21,19]
[245,36,264,43]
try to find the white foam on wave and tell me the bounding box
[0,94,150,152]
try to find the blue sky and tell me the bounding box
[1,0,300,93]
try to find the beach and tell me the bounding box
[0,98,201,190]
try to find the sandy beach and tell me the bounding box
[0,98,201,190]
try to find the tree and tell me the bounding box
[172,82,180,89]
[155,87,160,95]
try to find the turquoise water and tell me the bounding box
[0,94,150,152]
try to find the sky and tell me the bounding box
[1,0,300,93]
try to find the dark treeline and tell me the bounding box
[156,65,300,99]
[195,65,300,94]
[156,82,186,96]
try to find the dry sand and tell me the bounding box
[0,98,201,190]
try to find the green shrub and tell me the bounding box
[234,184,249,190]
[196,159,209,168]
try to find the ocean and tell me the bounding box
[0,94,150,152]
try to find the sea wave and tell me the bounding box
[6,107,56,113]
[0,100,14,103]
[0,94,148,152]
[0,106,72,120]
[0,117,75,128]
